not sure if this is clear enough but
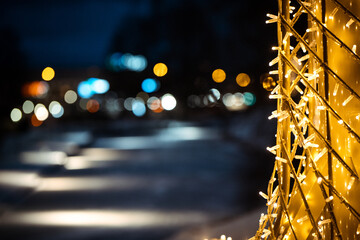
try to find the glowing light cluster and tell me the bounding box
[77,78,110,99]
[22,81,49,98]
[255,1,360,239]
[147,97,163,113]
[121,93,176,117]
[108,52,147,72]
[49,101,64,118]
[187,89,255,111]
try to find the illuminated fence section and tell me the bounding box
[252,0,360,239]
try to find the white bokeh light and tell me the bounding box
[161,94,177,111]
[34,104,49,121]
[22,100,34,114]
[64,90,77,104]
[10,108,22,122]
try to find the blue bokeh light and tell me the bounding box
[108,52,147,72]
[141,78,159,93]
[77,81,93,98]
[77,78,110,98]
[92,78,110,94]
[132,99,146,117]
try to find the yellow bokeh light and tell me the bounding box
[42,67,55,81]
[153,63,168,77]
[236,73,251,87]
[261,73,277,91]
[212,69,226,83]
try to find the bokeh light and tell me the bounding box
[222,93,245,111]
[79,99,88,111]
[212,69,226,83]
[208,88,221,104]
[77,78,110,98]
[108,53,147,72]
[22,81,49,98]
[10,108,22,122]
[34,104,49,121]
[49,101,64,118]
[52,106,64,118]
[22,100,34,114]
[261,73,277,91]
[222,93,234,107]
[42,67,55,81]
[86,99,100,113]
[141,78,159,93]
[161,93,176,111]
[244,92,256,106]
[124,98,134,111]
[90,78,110,94]
[64,90,78,104]
[132,98,146,117]
[105,98,122,116]
[209,88,221,100]
[31,114,43,127]
[236,73,251,87]
[147,96,163,113]
[77,81,93,99]
[122,54,147,72]
[153,63,168,77]
[136,92,149,102]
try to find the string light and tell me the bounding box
[269,70,279,75]
[251,1,360,239]
[329,7,338,20]
[346,18,354,28]
[325,196,334,202]
[342,94,354,106]
[333,83,339,96]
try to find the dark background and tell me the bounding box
[0,0,278,132]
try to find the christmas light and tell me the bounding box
[346,18,354,28]
[250,1,360,239]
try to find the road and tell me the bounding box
[0,118,273,240]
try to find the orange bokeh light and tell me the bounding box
[22,81,49,98]
[86,99,100,113]
[153,105,164,113]
[31,114,43,127]
[212,69,226,83]
[153,63,168,77]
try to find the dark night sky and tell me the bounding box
[0,0,278,72]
